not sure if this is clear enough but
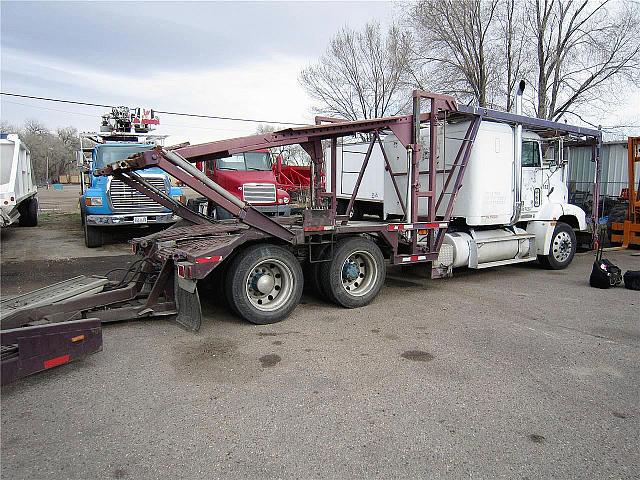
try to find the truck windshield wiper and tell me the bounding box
[217,167,238,170]
[246,167,268,171]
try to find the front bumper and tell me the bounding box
[254,204,291,216]
[85,213,178,226]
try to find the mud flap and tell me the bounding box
[175,277,202,331]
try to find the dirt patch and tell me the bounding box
[528,434,546,444]
[401,350,434,362]
[259,354,281,367]
[1,255,133,297]
[256,331,300,337]
[171,337,251,383]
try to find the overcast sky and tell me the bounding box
[1,1,397,144]
[2,1,638,145]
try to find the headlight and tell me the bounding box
[85,197,103,206]
[283,197,290,204]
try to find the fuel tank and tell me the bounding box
[444,228,531,268]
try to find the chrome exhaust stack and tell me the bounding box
[510,80,525,225]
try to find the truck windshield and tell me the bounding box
[217,152,271,171]
[94,145,154,169]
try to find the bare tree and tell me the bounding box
[300,22,412,120]
[7,120,78,184]
[409,0,500,107]
[529,0,640,120]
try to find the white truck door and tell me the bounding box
[520,140,546,218]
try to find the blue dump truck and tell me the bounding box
[79,107,183,247]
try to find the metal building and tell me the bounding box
[568,141,639,198]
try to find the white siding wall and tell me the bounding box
[568,142,638,197]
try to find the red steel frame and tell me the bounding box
[97,91,470,270]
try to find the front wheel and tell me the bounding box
[84,223,103,248]
[18,197,38,227]
[320,236,386,308]
[538,222,576,270]
[225,244,303,324]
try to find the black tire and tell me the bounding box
[320,236,385,308]
[84,223,103,248]
[224,244,303,324]
[304,261,331,300]
[18,197,38,227]
[538,222,576,270]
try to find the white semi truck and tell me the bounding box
[0,133,38,227]
[329,83,591,270]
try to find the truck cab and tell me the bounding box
[81,142,184,247]
[379,119,588,271]
[201,150,290,218]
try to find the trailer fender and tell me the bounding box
[527,203,587,255]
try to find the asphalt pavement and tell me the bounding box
[1,247,639,479]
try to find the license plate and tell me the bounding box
[133,216,147,224]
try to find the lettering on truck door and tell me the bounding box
[521,140,545,216]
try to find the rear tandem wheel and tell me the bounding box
[320,236,385,308]
[225,244,304,324]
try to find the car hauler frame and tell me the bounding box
[0,90,602,384]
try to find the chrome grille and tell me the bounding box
[242,183,276,204]
[109,176,168,213]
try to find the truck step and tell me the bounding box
[1,276,109,322]
[472,256,537,269]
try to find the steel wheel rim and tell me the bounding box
[552,231,572,263]
[341,250,377,297]
[245,258,294,311]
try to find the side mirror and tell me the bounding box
[77,151,92,172]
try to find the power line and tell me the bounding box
[2,99,98,118]
[0,91,308,127]
[2,99,253,134]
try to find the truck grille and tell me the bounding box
[109,176,168,213]
[242,183,276,204]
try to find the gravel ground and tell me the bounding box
[1,245,639,479]
[0,183,197,262]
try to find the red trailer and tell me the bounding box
[272,154,312,197]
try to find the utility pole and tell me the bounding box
[45,147,53,189]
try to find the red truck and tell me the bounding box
[195,150,292,218]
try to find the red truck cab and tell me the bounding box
[201,150,290,218]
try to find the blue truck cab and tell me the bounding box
[81,142,183,248]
